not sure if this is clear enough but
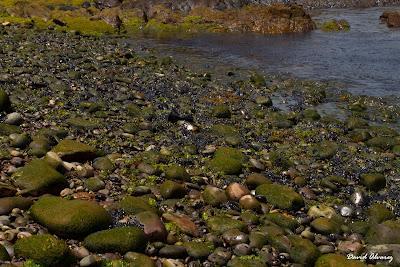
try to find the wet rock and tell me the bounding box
[124,252,156,266]
[84,227,147,254]
[51,139,97,162]
[160,180,186,199]
[0,123,21,136]
[0,183,17,197]
[366,220,400,245]
[0,89,11,112]
[209,147,244,175]
[308,205,336,219]
[380,11,400,28]
[14,234,71,267]
[255,183,304,210]
[159,245,187,258]
[208,247,232,266]
[202,185,228,206]
[79,255,101,267]
[360,172,386,191]
[249,231,268,249]
[183,242,213,259]
[222,229,249,246]
[12,159,66,195]
[311,141,338,160]
[207,216,246,234]
[134,211,167,241]
[165,164,190,181]
[239,195,261,211]
[227,257,267,267]
[226,182,250,201]
[29,138,51,157]
[263,213,299,231]
[116,196,158,215]
[321,19,350,31]
[0,197,33,215]
[163,212,200,237]
[30,196,111,238]
[337,240,363,254]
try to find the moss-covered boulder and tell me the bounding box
[202,185,228,206]
[367,203,394,224]
[209,147,244,175]
[124,252,156,267]
[84,227,147,254]
[366,220,400,245]
[0,196,33,215]
[0,89,11,112]
[51,139,97,162]
[115,196,159,215]
[0,244,10,261]
[183,242,214,259]
[207,216,246,234]
[12,159,66,195]
[14,234,71,267]
[255,183,304,210]
[164,164,190,181]
[30,196,111,238]
[288,235,320,265]
[360,173,386,191]
[315,253,366,267]
[311,217,342,235]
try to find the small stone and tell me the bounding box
[159,245,187,258]
[93,157,115,171]
[255,183,304,210]
[160,180,186,199]
[85,177,105,192]
[9,133,30,148]
[226,183,250,201]
[5,112,23,125]
[165,164,190,181]
[239,195,261,211]
[202,186,228,206]
[245,173,271,189]
[80,255,101,266]
[360,173,386,191]
[133,211,167,241]
[255,96,272,106]
[222,229,249,246]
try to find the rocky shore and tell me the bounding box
[0,21,399,267]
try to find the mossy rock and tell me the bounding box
[227,257,267,267]
[288,235,320,265]
[311,217,342,235]
[315,253,366,267]
[207,216,246,234]
[367,203,394,224]
[93,156,115,171]
[67,117,99,129]
[348,221,371,235]
[30,196,111,238]
[212,104,231,118]
[116,196,158,215]
[366,136,396,150]
[250,72,266,87]
[210,124,239,138]
[0,196,33,215]
[124,252,156,267]
[320,19,350,32]
[260,225,290,252]
[12,159,66,195]
[360,173,386,191]
[9,133,30,148]
[0,244,10,261]
[311,141,338,160]
[0,89,11,112]
[84,227,147,254]
[263,213,299,231]
[302,108,321,121]
[209,147,244,175]
[28,138,51,157]
[14,234,71,267]
[366,220,400,245]
[268,151,293,169]
[245,173,271,189]
[164,164,190,181]
[202,185,228,206]
[183,242,214,259]
[51,139,97,162]
[346,116,368,130]
[255,183,304,210]
[85,177,105,192]
[159,180,186,199]
[320,175,348,191]
[0,123,21,136]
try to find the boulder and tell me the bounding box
[84,227,147,254]
[12,159,66,195]
[30,196,111,238]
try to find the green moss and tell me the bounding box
[320,19,350,32]
[124,252,155,267]
[30,196,111,238]
[209,147,244,175]
[165,164,190,181]
[288,235,320,266]
[84,227,147,254]
[263,213,299,231]
[207,216,246,234]
[52,139,97,162]
[183,242,214,259]
[116,196,159,215]
[255,183,304,210]
[12,159,66,195]
[14,234,71,267]
[56,16,115,36]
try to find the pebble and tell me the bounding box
[5,112,23,125]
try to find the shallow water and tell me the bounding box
[135,7,400,97]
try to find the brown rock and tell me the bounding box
[381,11,400,28]
[162,213,200,237]
[226,183,250,201]
[134,211,167,241]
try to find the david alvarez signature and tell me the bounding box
[347,253,394,263]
